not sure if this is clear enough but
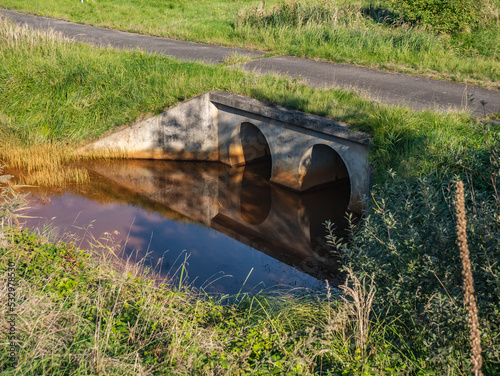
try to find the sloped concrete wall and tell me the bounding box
[85,93,218,160]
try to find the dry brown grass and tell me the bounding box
[0,14,70,49]
[0,141,131,187]
[339,268,375,356]
[455,180,483,376]
[1,142,88,186]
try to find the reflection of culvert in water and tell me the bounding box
[297,179,351,254]
[239,162,272,226]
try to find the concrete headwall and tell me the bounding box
[86,93,218,160]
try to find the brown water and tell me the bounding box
[18,160,353,295]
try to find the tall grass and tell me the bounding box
[236,0,500,88]
[1,0,499,87]
[0,224,411,375]
[1,142,89,186]
[0,166,26,230]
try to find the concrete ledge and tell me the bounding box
[209,91,370,146]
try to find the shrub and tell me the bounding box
[329,145,500,371]
[390,0,492,33]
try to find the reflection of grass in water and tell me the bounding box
[22,168,195,225]
[1,142,90,186]
[0,140,132,186]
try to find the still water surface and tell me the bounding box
[20,160,352,295]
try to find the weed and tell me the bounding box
[0,166,27,229]
[222,53,254,66]
[339,268,375,356]
[455,180,483,375]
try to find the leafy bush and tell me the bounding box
[390,0,493,33]
[330,146,500,372]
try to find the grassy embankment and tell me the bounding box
[0,16,492,186]
[1,0,499,89]
[0,15,499,375]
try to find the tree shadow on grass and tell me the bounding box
[361,4,403,26]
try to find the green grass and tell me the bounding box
[0,0,499,88]
[0,226,418,375]
[1,154,500,375]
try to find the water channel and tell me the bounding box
[17,159,353,295]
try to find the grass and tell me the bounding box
[0,216,411,375]
[0,0,499,88]
[2,144,89,186]
[2,146,500,374]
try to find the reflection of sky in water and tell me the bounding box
[23,193,325,294]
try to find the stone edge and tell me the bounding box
[208,91,371,146]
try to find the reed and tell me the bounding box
[339,268,375,356]
[455,180,483,376]
[0,141,90,186]
[0,166,27,229]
